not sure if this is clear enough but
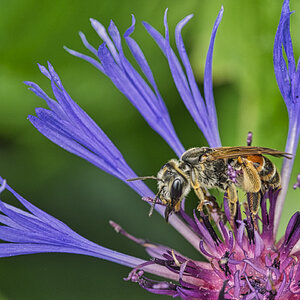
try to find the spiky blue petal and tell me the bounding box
[143,8,223,147]
[273,0,300,234]
[65,17,184,157]
[26,63,201,250]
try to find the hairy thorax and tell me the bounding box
[197,159,230,190]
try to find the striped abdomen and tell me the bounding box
[247,155,281,215]
[247,155,281,189]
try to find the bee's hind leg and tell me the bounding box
[248,191,261,215]
[226,184,238,227]
[248,192,261,230]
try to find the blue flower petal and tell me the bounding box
[0,179,150,268]
[66,16,185,156]
[144,9,223,147]
[27,64,201,249]
[203,7,223,146]
[90,18,120,64]
[79,31,98,57]
[273,0,300,235]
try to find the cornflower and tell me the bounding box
[0,0,299,298]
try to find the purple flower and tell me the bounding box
[273,0,300,234]
[116,191,300,299]
[0,0,299,299]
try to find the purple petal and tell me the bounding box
[236,221,245,248]
[281,0,295,83]
[90,18,120,64]
[203,7,223,146]
[25,81,66,120]
[0,179,147,268]
[27,64,202,251]
[193,211,215,249]
[199,240,215,259]
[175,14,207,119]
[277,271,287,297]
[219,221,229,245]
[273,0,300,235]
[144,10,222,147]
[234,270,240,298]
[280,212,300,258]
[290,261,300,293]
[0,180,191,282]
[79,31,98,57]
[67,17,185,157]
[28,114,120,178]
[64,46,104,72]
[124,16,158,95]
[254,231,264,257]
[179,202,202,236]
[273,7,292,106]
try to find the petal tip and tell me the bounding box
[0,179,6,193]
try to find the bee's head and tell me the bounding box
[126,159,190,222]
[157,160,190,222]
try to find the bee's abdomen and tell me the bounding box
[258,156,281,189]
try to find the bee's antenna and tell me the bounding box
[127,176,163,217]
[127,176,160,182]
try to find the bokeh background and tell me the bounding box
[0,0,300,299]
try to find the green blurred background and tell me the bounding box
[0,0,299,299]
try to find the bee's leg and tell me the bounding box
[203,194,226,223]
[190,168,206,211]
[248,192,261,230]
[248,192,260,215]
[174,200,181,213]
[203,194,217,208]
[226,184,238,227]
[195,187,206,212]
[238,156,261,193]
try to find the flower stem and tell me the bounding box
[274,110,300,236]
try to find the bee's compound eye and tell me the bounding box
[170,178,182,200]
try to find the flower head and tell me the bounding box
[119,191,300,298]
[0,0,299,299]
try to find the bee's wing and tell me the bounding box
[209,146,292,160]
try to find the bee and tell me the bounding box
[128,146,291,222]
